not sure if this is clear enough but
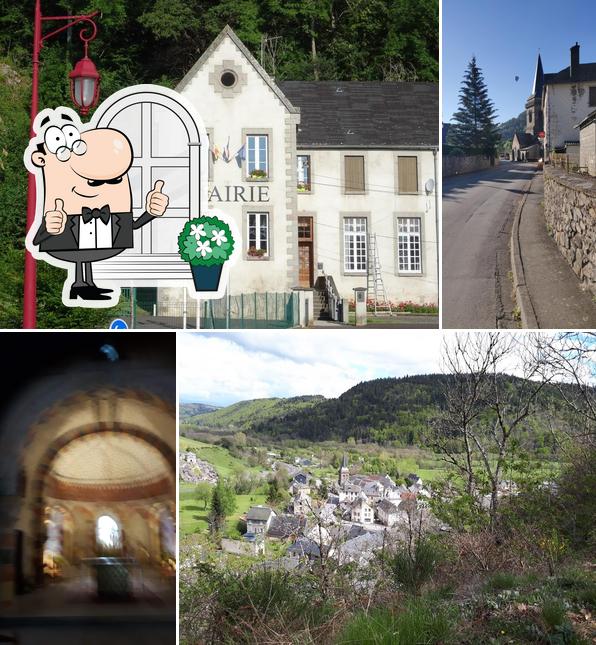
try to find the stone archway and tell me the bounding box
[29,422,175,584]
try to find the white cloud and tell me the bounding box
[178,330,442,406]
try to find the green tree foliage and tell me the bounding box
[195,482,212,510]
[210,478,236,533]
[187,375,578,451]
[499,111,526,142]
[448,57,500,158]
[266,469,290,507]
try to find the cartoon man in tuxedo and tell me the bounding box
[25,107,169,305]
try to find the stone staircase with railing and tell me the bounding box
[313,277,331,320]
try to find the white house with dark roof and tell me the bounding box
[377,499,402,527]
[541,43,596,156]
[172,25,438,314]
[350,493,374,524]
[246,506,275,535]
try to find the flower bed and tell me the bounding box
[348,299,438,314]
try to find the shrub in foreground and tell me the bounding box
[336,599,457,645]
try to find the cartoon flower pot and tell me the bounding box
[178,216,235,292]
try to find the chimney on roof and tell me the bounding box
[570,42,580,79]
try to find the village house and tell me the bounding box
[141,25,438,316]
[335,456,430,526]
[267,514,306,540]
[578,109,596,175]
[287,537,323,561]
[337,531,386,566]
[376,499,403,527]
[350,492,374,524]
[516,43,596,162]
[542,43,596,159]
[246,506,276,535]
[292,488,312,515]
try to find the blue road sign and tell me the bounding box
[109,318,128,330]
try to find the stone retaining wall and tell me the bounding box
[543,166,596,295]
[442,154,497,177]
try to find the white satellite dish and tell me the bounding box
[425,178,435,193]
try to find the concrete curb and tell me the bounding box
[510,177,539,328]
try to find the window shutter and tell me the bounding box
[590,86,596,107]
[345,156,365,192]
[398,157,418,193]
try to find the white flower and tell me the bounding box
[190,223,206,239]
[211,229,228,246]
[196,240,212,257]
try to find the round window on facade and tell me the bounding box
[220,71,237,88]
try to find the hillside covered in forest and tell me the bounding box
[180,374,576,451]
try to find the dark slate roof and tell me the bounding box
[293,472,310,485]
[579,109,596,129]
[532,54,544,96]
[513,132,538,148]
[278,81,438,149]
[378,499,400,514]
[345,524,371,541]
[267,514,306,539]
[246,506,273,521]
[544,64,596,85]
[288,537,321,557]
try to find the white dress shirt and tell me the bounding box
[79,216,113,250]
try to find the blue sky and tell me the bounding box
[178,331,442,406]
[443,1,596,124]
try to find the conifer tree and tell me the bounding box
[448,57,500,158]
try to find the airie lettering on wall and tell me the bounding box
[208,185,270,203]
[24,84,239,308]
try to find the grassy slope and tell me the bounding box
[180,437,267,536]
[180,436,261,477]
[180,482,266,536]
[182,396,325,430]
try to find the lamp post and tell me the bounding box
[23,0,100,328]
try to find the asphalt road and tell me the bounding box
[442,162,536,328]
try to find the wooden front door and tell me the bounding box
[298,216,314,287]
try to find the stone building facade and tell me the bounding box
[542,43,596,155]
[173,26,438,306]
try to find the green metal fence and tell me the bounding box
[111,289,299,329]
[200,292,299,329]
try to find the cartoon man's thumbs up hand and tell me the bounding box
[146,180,169,217]
[45,198,67,235]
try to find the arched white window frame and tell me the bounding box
[91,85,208,285]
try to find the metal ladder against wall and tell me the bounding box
[367,233,393,315]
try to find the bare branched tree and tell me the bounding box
[530,332,596,450]
[383,57,418,82]
[428,332,554,527]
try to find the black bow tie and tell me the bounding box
[82,205,111,224]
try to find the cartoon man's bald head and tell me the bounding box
[29,111,134,214]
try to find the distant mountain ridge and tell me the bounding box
[180,402,221,417]
[180,375,573,450]
[181,394,326,430]
[498,112,526,141]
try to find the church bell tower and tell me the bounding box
[525,54,544,136]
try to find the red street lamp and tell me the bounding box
[23,0,100,329]
[69,37,101,116]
